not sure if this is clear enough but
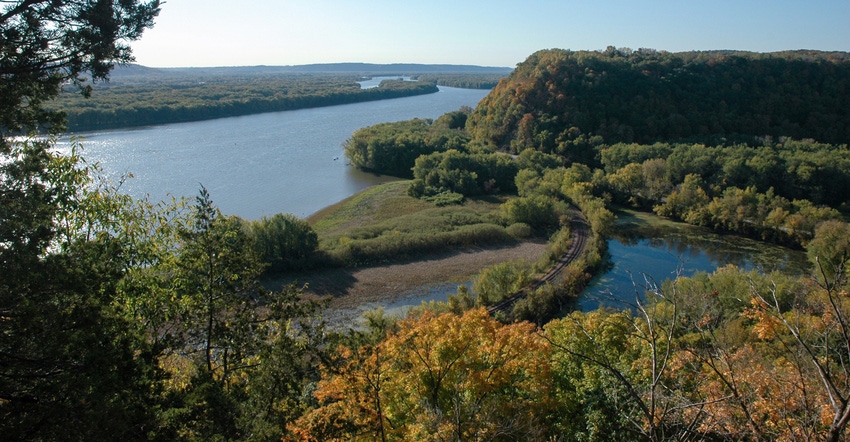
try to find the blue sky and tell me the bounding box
[130,0,850,68]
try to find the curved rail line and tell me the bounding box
[487,207,590,315]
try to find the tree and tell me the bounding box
[546,309,641,440]
[641,158,671,203]
[172,188,266,379]
[654,173,710,225]
[472,260,532,306]
[433,107,470,130]
[658,266,850,441]
[289,309,554,441]
[233,284,327,441]
[607,162,646,206]
[0,139,160,440]
[545,277,719,441]
[467,49,850,149]
[806,220,850,281]
[244,213,319,273]
[500,194,560,230]
[152,188,327,440]
[1,0,161,135]
[409,149,520,198]
[343,118,469,178]
[1,1,160,437]
[745,271,850,441]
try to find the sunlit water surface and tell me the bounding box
[58,84,489,219]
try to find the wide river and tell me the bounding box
[57,83,811,317]
[59,83,490,219]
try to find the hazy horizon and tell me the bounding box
[130,0,850,69]
[125,61,517,69]
[126,49,850,71]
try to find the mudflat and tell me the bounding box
[273,240,549,309]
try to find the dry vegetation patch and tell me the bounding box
[282,241,549,309]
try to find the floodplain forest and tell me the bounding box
[50,66,508,132]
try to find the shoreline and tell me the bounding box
[266,240,550,325]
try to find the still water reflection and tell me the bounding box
[578,210,811,311]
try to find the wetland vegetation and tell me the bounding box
[51,64,509,132]
[53,75,439,131]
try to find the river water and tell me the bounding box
[59,84,490,219]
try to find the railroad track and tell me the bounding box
[487,207,590,315]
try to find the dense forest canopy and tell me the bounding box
[467,48,850,158]
[105,63,512,79]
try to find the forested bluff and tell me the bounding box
[6,41,850,442]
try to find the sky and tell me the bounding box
[130,0,850,68]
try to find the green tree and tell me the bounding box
[654,173,710,225]
[411,149,519,197]
[546,284,714,441]
[806,220,850,282]
[245,213,319,273]
[467,48,850,149]
[170,189,289,382]
[233,284,327,441]
[158,189,326,440]
[0,139,160,440]
[433,107,471,130]
[472,260,532,306]
[500,194,560,230]
[343,118,469,177]
[641,158,671,203]
[607,162,645,206]
[0,0,161,135]
[515,147,565,172]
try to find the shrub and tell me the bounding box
[500,195,559,230]
[506,222,533,239]
[243,213,318,272]
[472,261,532,306]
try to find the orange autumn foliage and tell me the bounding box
[286,308,553,441]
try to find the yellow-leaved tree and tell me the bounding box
[287,308,554,441]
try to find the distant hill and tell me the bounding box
[110,62,513,79]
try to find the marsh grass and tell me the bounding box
[308,181,430,234]
[308,181,522,266]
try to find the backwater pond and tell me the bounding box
[369,209,811,321]
[577,209,811,312]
